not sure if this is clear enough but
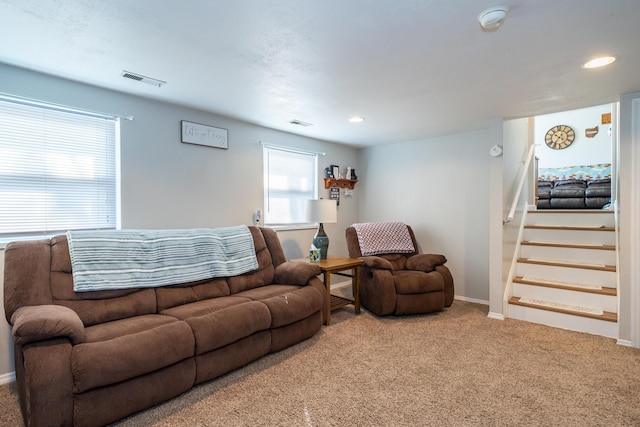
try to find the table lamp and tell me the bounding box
[306,199,337,260]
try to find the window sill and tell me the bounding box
[264,224,318,232]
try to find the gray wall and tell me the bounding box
[357,130,492,302]
[0,63,359,379]
[0,63,497,380]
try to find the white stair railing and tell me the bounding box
[504,144,536,224]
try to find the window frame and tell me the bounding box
[0,94,120,245]
[262,144,319,229]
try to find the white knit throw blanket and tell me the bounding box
[67,226,258,292]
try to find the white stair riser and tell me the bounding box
[527,212,614,227]
[520,245,616,265]
[516,263,616,287]
[507,304,618,338]
[523,228,615,246]
[512,283,617,312]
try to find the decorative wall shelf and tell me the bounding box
[324,178,358,189]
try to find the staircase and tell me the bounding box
[507,209,618,338]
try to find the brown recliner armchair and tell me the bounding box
[346,223,454,316]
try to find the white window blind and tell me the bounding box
[263,145,317,226]
[0,96,118,242]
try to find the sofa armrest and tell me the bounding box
[360,256,393,270]
[274,261,322,285]
[11,305,85,346]
[406,254,447,272]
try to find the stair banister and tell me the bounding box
[504,144,536,224]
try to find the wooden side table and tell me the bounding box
[315,256,364,325]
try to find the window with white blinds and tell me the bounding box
[0,95,118,242]
[263,145,317,226]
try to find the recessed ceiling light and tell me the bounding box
[582,56,617,69]
[349,116,365,123]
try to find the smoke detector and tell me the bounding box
[478,6,508,30]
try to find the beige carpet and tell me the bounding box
[1,300,640,426]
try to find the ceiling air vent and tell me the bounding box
[288,119,313,127]
[121,70,166,87]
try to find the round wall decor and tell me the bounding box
[545,125,575,150]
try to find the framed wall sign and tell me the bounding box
[181,120,228,149]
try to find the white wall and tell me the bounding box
[357,130,491,302]
[617,92,640,345]
[488,118,531,317]
[535,104,612,168]
[0,63,359,378]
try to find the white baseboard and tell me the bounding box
[452,296,503,319]
[331,289,491,307]
[617,339,635,347]
[0,371,15,385]
[330,280,352,290]
[454,295,489,306]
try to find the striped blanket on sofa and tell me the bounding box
[67,226,258,292]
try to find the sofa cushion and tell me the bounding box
[538,187,551,199]
[185,301,271,355]
[72,316,194,393]
[49,235,157,326]
[585,186,611,197]
[258,285,324,328]
[83,314,176,342]
[393,270,444,295]
[588,178,611,186]
[554,179,586,188]
[227,272,266,294]
[50,236,143,301]
[537,199,551,209]
[159,296,251,320]
[156,278,230,311]
[227,228,275,293]
[550,188,585,198]
[551,198,585,208]
[378,254,408,271]
[586,197,611,209]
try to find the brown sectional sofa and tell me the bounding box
[4,226,327,426]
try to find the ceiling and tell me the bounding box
[1,1,639,147]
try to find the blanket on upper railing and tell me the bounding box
[538,163,611,181]
[67,225,258,292]
[352,222,415,256]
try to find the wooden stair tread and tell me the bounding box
[509,297,617,322]
[524,225,614,232]
[521,241,615,251]
[513,276,617,296]
[518,257,616,272]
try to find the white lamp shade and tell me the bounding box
[306,199,337,223]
